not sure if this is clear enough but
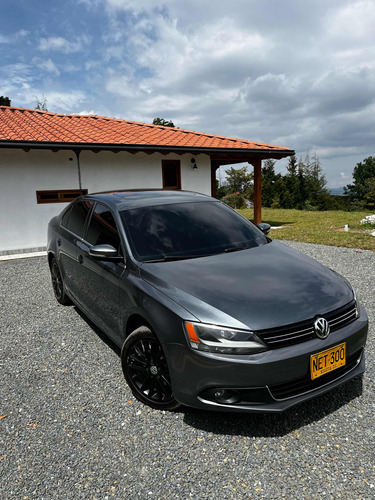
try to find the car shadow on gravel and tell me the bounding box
[182,377,363,438]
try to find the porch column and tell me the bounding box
[251,159,262,225]
[210,160,220,198]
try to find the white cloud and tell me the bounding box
[326,0,375,41]
[44,91,87,112]
[38,36,83,53]
[105,74,141,98]
[0,29,29,44]
[76,109,98,116]
[1,60,88,112]
[97,0,375,187]
[133,16,272,90]
[0,34,11,43]
[33,58,60,76]
[315,147,361,160]
[105,0,173,13]
[16,29,29,38]
[103,11,274,130]
[2,63,34,88]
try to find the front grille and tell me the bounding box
[268,349,362,400]
[258,301,358,349]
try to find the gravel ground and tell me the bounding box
[0,241,374,499]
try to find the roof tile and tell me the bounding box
[0,106,291,153]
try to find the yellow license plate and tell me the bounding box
[310,343,346,380]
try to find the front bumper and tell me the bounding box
[165,308,368,413]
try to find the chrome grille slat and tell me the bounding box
[258,302,357,349]
[330,308,356,322]
[265,327,314,341]
[266,331,314,343]
[329,310,357,328]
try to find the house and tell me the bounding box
[0,106,294,254]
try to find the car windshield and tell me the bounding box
[120,201,268,262]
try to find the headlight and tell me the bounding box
[345,281,360,318]
[185,322,268,354]
[353,287,360,318]
[331,270,360,319]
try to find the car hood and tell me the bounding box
[139,241,353,330]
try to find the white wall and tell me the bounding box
[0,148,211,253]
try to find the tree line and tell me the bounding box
[344,156,375,210]
[218,154,341,210]
[218,155,375,212]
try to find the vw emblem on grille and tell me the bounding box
[314,317,330,339]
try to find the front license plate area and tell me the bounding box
[310,343,346,380]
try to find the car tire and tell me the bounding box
[50,258,72,305]
[121,326,181,411]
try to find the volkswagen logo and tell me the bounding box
[314,317,330,339]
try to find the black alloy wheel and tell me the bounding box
[121,326,181,410]
[50,258,71,305]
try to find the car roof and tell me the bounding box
[82,189,214,210]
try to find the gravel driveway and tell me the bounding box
[1,241,374,499]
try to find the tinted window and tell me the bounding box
[121,201,268,261]
[65,201,92,237]
[61,206,72,227]
[86,203,121,251]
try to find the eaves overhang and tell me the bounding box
[0,140,294,160]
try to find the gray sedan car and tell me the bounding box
[47,190,368,412]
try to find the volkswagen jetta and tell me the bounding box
[47,190,368,412]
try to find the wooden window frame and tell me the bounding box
[36,189,88,204]
[162,160,181,190]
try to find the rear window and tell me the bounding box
[120,201,267,261]
[64,201,92,237]
[61,206,72,227]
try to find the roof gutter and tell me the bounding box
[0,140,294,159]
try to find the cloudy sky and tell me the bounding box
[1,0,375,187]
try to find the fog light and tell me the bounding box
[214,389,241,405]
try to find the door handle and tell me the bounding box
[78,255,84,264]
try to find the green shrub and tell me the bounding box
[222,192,247,209]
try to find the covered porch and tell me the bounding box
[210,150,294,225]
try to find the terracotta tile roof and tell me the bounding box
[0,106,292,154]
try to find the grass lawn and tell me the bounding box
[238,208,375,252]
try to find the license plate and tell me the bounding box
[310,343,346,380]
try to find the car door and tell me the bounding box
[58,200,93,300]
[76,202,125,343]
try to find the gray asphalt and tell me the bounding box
[1,241,374,499]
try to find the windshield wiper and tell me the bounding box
[143,254,213,263]
[224,245,252,253]
[143,247,253,262]
[143,256,187,263]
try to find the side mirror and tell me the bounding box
[89,244,123,262]
[257,223,271,236]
